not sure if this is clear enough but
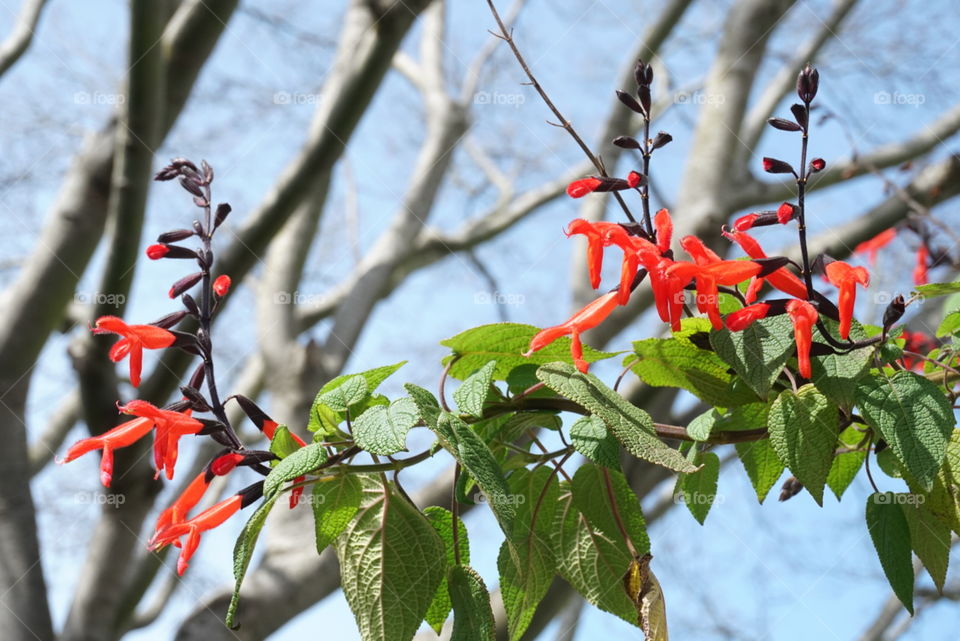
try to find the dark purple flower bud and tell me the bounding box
[179,176,204,198]
[767,117,802,132]
[158,229,195,243]
[169,272,203,299]
[201,159,214,185]
[180,385,212,412]
[797,64,819,103]
[637,84,651,116]
[188,363,206,390]
[214,203,231,229]
[779,476,803,502]
[151,310,188,329]
[634,58,652,87]
[650,131,673,151]
[790,103,808,129]
[882,295,906,332]
[616,90,643,114]
[613,135,642,150]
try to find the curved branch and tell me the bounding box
[0,0,48,78]
[27,388,80,476]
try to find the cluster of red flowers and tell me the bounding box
[61,159,305,576]
[521,64,899,380]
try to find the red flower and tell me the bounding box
[213,274,231,297]
[566,177,602,198]
[786,299,818,378]
[824,261,869,339]
[679,235,722,265]
[854,228,896,265]
[654,208,672,254]
[733,213,759,232]
[776,202,797,224]
[723,230,808,300]
[725,302,771,332]
[150,494,244,575]
[914,244,929,286]
[667,260,763,330]
[92,316,176,388]
[146,244,170,259]
[60,416,154,487]
[118,400,204,480]
[524,291,619,372]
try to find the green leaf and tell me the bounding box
[264,443,328,499]
[735,439,784,503]
[936,311,960,338]
[923,430,960,536]
[536,362,697,473]
[448,565,496,641]
[441,323,615,381]
[676,451,720,524]
[268,425,301,459]
[686,408,720,442]
[337,477,446,641]
[866,492,915,614]
[915,280,960,298]
[811,323,872,410]
[423,507,470,634]
[767,385,838,506]
[315,374,368,412]
[312,473,362,554]
[710,315,794,398]
[352,397,420,455]
[226,495,280,628]
[555,465,650,625]
[404,383,441,430]
[856,371,955,491]
[308,362,406,433]
[630,321,755,407]
[826,426,866,501]
[498,467,559,641]
[454,360,497,418]
[434,411,515,534]
[570,415,620,468]
[902,499,950,593]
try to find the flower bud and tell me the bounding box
[650,131,673,151]
[810,158,826,173]
[767,117,801,132]
[169,272,203,299]
[762,157,795,175]
[213,275,232,297]
[797,64,819,103]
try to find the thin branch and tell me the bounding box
[0,0,49,78]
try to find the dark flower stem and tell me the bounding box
[796,100,815,300]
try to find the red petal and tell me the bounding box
[566,178,602,198]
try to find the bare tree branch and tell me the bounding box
[0,0,48,78]
[28,389,80,476]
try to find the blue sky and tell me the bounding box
[4,0,960,639]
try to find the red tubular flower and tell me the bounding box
[723,230,808,300]
[854,228,896,266]
[60,416,154,487]
[566,177,602,198]
[786,299,818,378]
[824,261,869,339]
[733,213,759,231]
[524,291,619,372]
[725,302,771,331]
[776,202,797,224]
[744,276,764,304]
[626,171,642,188]
[213,274,231,297]
[667,260,763,330]
[92,316,176,388]
[151,472,211,543]
[654,208,672,254]
[566,219,608,289]
[118,400,204,480]
[680,235,722,265]
[914,244,929,286]
[146,244,170,260]
[150,494,244,575]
